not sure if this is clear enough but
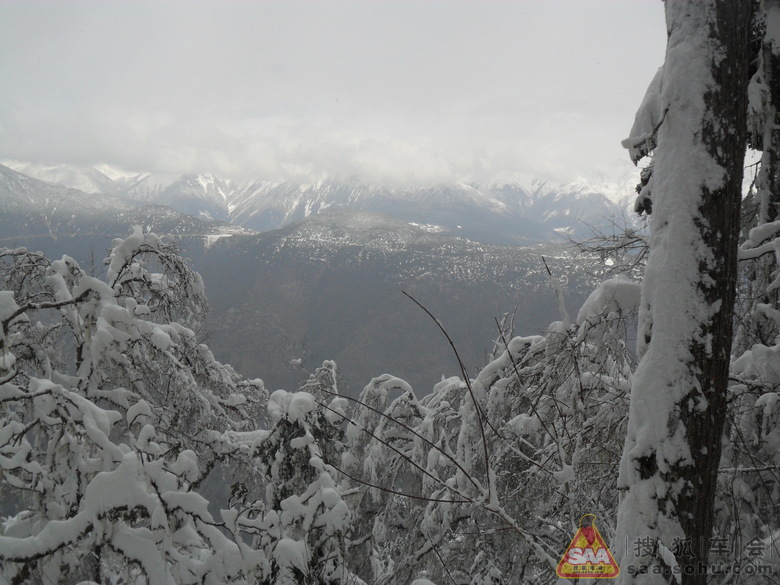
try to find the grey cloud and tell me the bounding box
[0,0,666,185]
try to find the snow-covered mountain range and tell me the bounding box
[0,164,248,245]
[3,161,638,245]
[0,162,631,392]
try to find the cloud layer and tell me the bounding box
[0,0,665,185]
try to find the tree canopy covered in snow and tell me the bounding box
[3,2,780,585]
[0,230,270,584]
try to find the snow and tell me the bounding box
[769,0,780,50]
[85,452,159,517]
[288,393,316,422]
[274,537,311,575]
[127,399,154,426]
[508,413,541,435]
[740,219,780,251]
[755,391,780,422]
[267,389,287,422]
[0,512,94,564]
[576,276,640,326]
[0,235,277,584]
[408,221,447,233]
[732,345,780,384]
[171,449,200,483]
[203,233,230,250]
[622,67,665,163]
[290,431,315,449]
[553,463,575,485]
[94,162,138,181]
[0,290,20,322]
[616,1,738,579]
[110,526,169,585]
[268,389,317,424]
[475,335,541,390]
[620,2,721,451]
[150,327,173,351]
[107,225,144,285]
[325,396,348,425]
[0,345,16,373]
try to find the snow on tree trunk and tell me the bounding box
[750,0,780,226]
[616,2,750,584]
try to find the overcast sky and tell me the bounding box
[0,1,666,186]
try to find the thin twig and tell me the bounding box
[328,461,471,505]
[402,290,492,502]
[318,386,482,491]
[315,397,478,503]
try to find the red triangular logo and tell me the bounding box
[556,515,620,579]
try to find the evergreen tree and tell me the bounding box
[249,361,352,585]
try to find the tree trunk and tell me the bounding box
[615,2,751,585]
[761,0,780,223]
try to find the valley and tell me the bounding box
[0,162,632,394]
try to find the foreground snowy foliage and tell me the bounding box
[0,230,367,585]
[0,202,778,585]
[225,362,353,585]
[0,230,269,584]
[336,277,639,585]
[0,227,638,585]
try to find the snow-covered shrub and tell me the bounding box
[342,375,429,585]
[0,229,266,584]
[226,361,353,585]
[341,280,638,585]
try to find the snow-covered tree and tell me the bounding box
[0,229,266,584]
[341,374,429,585]
[717,2,780,580]
[224,361,353,585]
[341,278,639,585]
[615,3,752,584]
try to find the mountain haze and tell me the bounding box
[197,209,607,392]
[3,161,635,245]
[0,164,246,242]
[0,163,628,393]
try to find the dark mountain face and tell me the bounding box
[196,210,607,394]
[0,165,616,396]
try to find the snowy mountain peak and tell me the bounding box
[3,162,638,245]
